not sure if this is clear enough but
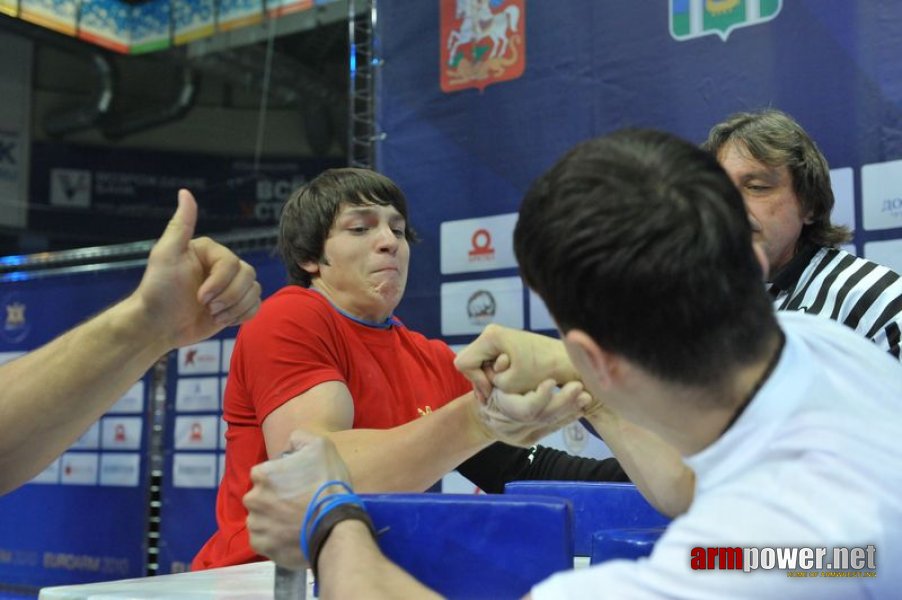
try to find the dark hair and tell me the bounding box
[278,167,419,286]
[702,109,852,247]
[515,129,778,387]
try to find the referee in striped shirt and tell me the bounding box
[704,109,902,359]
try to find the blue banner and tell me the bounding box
[29,142,341,243]
[0,267,151,588]
[380,0,902,340]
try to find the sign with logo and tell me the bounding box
[177,340,221,374]
[175,377,220,412]
[99,454,141,487]
[172,453,217,488]
[440,212,518,274]
[72,422,101,450]
[110,381,145,414]
[829,167,855,232]
[440,0,526,93]
[865,239,902,275]
[174,415,220,449]
[60,453,99,486]
[2,292,30,344]
[220,337,236,372]
[528,290,556,331]
[862,159,902,231]
[441,276,523,335]
[670,0,782,42]
[101,417,143,450]
[31,459,61,485]
[50,168,92,207]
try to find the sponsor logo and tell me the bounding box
[173,453,217,488]
[61,453,99,485]
[0,136,15,166]
[177,340,221,374]
[690,545,877,577]
[175,376,219,412]
[50,168,92,207]
[563,422,588,455]
[670,0,782,42]
[880,197,902,220]
[99,454,141,487]
[184,349,198,366]
[862,159,902,230]
[175,415,219,449]
[467,290,497,325]
[102,417,143,450]
[1,293,29,344]
[441,0,526,93]
[468,228,496,262]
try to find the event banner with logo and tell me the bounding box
[157,249,287,573]
[0,266,151,588]
[29,142,340,243]
[379,0,902,345]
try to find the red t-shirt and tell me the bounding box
[192,286,471,569]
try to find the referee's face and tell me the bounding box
[718,142,813,275]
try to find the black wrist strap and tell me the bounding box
[308,503,376,579]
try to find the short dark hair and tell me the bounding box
[515,129,778,387]
[278,167,419,286]
[703,109,852,247]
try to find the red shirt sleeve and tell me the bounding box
[230,289,349,425]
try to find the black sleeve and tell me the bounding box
[455,442,629,494]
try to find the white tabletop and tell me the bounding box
[39,561,314,600]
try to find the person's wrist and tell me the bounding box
[110,294,173,358]
[464,392,498,445]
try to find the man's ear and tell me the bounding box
[300,260,320,276]
[562,329,619,390]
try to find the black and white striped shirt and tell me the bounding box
[768,243,902,359]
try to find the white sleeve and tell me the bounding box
[530,462,880,600]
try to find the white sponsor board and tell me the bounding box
[221,338,236,372]
[528,289,556,331]
[177,340,222,374]
[31,458,60,485]
[173,453,217,488]
[829,167,855,232]
[60,453,99,485]
[219,417,228,450]
[862,158,902,231]
[0,351,25,365]
[100,453,141,487]
[441,213,518,274]
[110,380,145,414]
[101,417,143,450]
[72,421,101,450]
[441,276,523,335]
[221,375,229,410]
[864,239,902,275]
[174,415,220,450]
[176,377,220,412]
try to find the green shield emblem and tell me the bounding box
[671,0,782,42]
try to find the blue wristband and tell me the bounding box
[300,480,363,561]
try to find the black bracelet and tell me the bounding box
[308,503,377,579]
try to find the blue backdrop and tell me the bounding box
[0,267,150,588]
[380,0,902,340]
